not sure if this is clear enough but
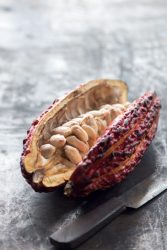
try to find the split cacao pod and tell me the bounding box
[20,79,160,197]
[21,79,128,192]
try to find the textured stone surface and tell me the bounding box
[0,0,167,249]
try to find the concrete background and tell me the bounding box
[0,0,167,249]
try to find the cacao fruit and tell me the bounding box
[20,79,128,192]
[64,91,161,197]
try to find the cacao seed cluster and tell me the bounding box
[36,103,129,187]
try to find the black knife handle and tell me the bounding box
[50,197,126,249]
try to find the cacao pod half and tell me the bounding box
[64,91,161,197]
[21,79,128,192]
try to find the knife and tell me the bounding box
[50,170,167,249]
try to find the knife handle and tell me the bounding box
[50,197,126,249]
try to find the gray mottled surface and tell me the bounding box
[0,0,167,249]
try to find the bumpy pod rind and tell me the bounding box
[65,92,161,197]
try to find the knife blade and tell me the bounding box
[50,170,167,249]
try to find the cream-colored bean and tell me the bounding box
[96,118,107,135]
[101,104,112,110]
[63,119,80,127]
[71,125,88,142]
[103,110,112,125]
[88,110,103,117]
[33,170,44,183]
[82,124,97,140]
[61,158,76,168]
[64,145,82,164]
[88,116,98,132]
[66,136,89,153]
[52,126,71,137]
[40,144,55,159]
[82,115,98,133]
[73,117,83,123]
[110,107,123,120]
[111,103,125,110]
[50,134,66,148]
[64,117,82,126]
